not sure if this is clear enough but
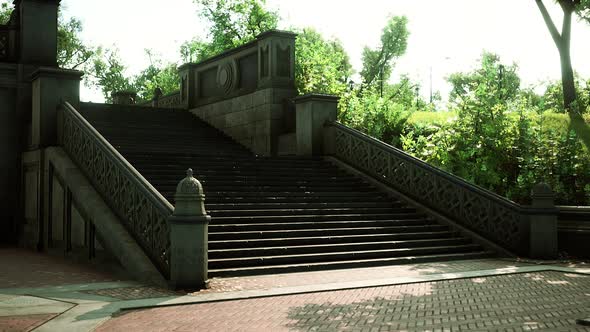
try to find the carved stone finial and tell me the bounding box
[173,168,206,216]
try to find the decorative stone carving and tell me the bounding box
[174,168,206,217]
[217,61,237,95]
[168,168,210,290]
[60,103,171,276]
[331,123,527,253]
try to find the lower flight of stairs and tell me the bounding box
[80,103,495,277]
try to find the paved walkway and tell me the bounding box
[1,248,589,331]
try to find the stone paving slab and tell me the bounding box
[0,248,125,289]
[0,295,73,316]
[96,271,590,332]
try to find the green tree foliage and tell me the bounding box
[404,54,520,193]
[338,16,418,147]
[57,17,96,70]
[91,49,179,102]
[294,28,352,95]
[448,52,520,106]
[401,53,590,205]
[183,0,353,97]
[90,48,135,102]
[540,77,590,113]
[360,16,409,94]
[133,51,180,100]
[0,2,11,24]
[181,0,278,62]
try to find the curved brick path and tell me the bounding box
[97,271,590,332]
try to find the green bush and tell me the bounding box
[401,108,590,205]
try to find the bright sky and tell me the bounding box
[59,0,590,103]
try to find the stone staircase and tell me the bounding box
[80,103,494,277]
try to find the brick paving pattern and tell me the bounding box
[97,271,590,332]
[80,286,183,300]
[0,248,121,289]
[0,314,57,332]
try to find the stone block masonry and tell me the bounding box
[190,87,296,156]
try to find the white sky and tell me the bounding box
[58,0,590,103]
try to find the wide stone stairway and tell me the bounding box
[80,103,494,277]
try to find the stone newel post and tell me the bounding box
[529,183,558,259]
[168,168,210,289]
[294,94,339,156]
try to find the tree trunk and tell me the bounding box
[559,1,577,110]
[559,43,577,110]
[535,0,578,111]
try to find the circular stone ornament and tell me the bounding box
[217,61,235,94]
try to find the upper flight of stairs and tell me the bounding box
[79,103,494,277]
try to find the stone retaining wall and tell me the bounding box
[190,87,296,156]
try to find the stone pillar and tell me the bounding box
[257,30,296,89]
[294,94,339,156]
[31,67,82,149]
[14,0,60,66]
[168,168,210,290]
[111,91,136,105]
[529,183,558,259]
[178,64,195,109]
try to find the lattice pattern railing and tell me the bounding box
[328,122,530,254]
[157,91,181,109]
[58,101,173,278]
[136,91,182,109]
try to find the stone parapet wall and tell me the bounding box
[190,87,296,156]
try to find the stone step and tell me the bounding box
[82,102,493,277]
[208,251,495,277]
[208,244,483,269]
[205,201,401,210]
[211,212,424,223]
[208,231,461,249]
[158,185,378,193]
[208,207,411,217]
[209,224,448,241]
[209,238,473,259]
[194,196,395,204]
[208,218,433,232]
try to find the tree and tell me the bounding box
[535,0,589,111]
[57,17,96,70]
[90,48,135,102]
[0,2,11,24]
[182,0,278,62]
[541,77,590,112]
[360,16,409,95]
[294,28,352,95]
[448,52,520,108]
[133,50,180,100]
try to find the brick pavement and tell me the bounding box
[97,271,590,332]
